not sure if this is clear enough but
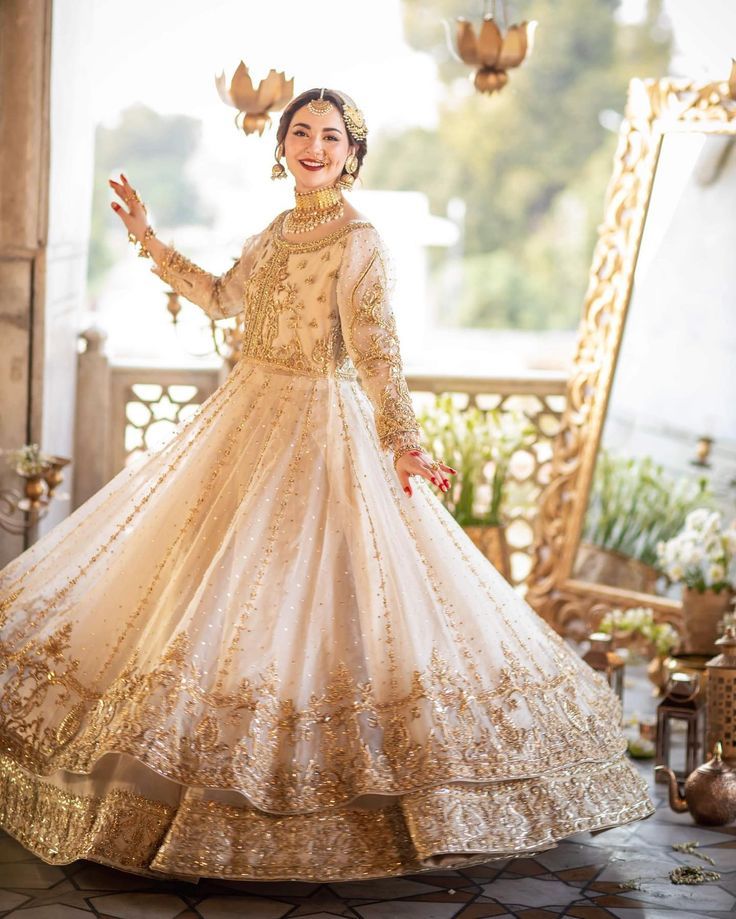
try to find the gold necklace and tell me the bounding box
[284,183,344,234]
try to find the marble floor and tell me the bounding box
[0,662,734,919]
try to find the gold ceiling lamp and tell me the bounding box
[215,61,294,136]
[454,1,537,95]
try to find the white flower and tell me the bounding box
[708,563,726,583]
[686,508,711,531]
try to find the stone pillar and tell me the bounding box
[0,0,95,565]
[74,328,112,506]
[0,0,51,565]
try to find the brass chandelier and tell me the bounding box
[215,61,294,136]
[454,1,537,95]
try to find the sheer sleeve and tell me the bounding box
[150,233,260,321]
[337,226,424,463]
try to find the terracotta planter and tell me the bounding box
[464,524,511,581]
[681,586,735,656]
[574,542,660,594]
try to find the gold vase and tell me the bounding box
[647,653,669,695]
[681,586,735,656]
[464,524,511,581]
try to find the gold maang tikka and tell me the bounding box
[307,88,335,116]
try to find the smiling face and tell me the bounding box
[283,103,356,192]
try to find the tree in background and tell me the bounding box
[88,104,213,293]
[362,0,671,330]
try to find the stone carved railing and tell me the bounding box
[74,329,567,589]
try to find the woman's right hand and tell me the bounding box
[109,173,149,242]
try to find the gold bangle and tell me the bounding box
[135,226,156,259]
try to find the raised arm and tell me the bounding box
[336,227,425,465]
[109,172,257,321]
[149,235,258,321]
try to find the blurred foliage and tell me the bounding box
[417,392,536,525]
[87,104,213,293]
[582,449,714,566]
[362,0,672,330]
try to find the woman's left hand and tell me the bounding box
[395,449,457,497]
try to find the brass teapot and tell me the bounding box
[655,742,736,826]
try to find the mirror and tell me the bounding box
[527,77,736,635]
[574,132,736,599]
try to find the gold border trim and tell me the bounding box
[0,751,653,881]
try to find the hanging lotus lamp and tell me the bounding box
[215,61,294,136]
[454,1,537,95]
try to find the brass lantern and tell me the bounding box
[706,624,736,768]
[454,2,537,96]
[583,632,624,701]
[215,62,294,136]
[655,672,707,784]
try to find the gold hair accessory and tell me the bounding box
[307,88,335,116]
[283,183,344,234]
[341,103,368,141]
[271,142,287,180]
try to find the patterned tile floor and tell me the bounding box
[0,661,734,919]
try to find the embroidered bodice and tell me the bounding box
[151,211,424,459]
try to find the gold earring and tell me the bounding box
[271,142,286,180]
[337,152,358,190]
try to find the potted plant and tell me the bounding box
[417,394,535,580]
[577,450,713,593]
[4,443,52,477]
[656,509,736,655]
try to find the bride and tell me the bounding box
[0,87,654,882]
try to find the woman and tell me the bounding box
[0,87,654,882]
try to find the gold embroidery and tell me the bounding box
[343,244,423,455]
[0,612,639,814]
[237,215,369,380]
[153,243,252,321]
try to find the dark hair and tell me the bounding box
[275,88,368,183]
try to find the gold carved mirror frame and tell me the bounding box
[527,76,736,636]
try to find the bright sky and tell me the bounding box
[91,0,441,132]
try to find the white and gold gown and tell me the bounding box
[0,210,654,882]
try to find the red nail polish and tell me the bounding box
[121,172,127,181]
[111,202,119,209]
[404,486,410,494]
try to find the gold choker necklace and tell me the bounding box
[283,183,344,234]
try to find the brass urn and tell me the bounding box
[655,742,736,826]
